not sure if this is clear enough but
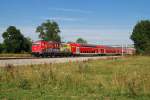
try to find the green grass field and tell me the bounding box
[0,56,150,100]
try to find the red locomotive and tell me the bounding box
[32,40,60,57]
[32,40,135,57]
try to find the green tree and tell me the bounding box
[36,20,61,42]
[2,26,31,53]
[0,43,4,53]
[76,38,87,44]
[22,37,32,52]
[131,20,150,54]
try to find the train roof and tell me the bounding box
[33,40,60,43]
[68,43,111,48]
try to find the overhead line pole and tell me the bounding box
[122,44,124,56]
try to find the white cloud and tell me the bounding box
[0,27,6,43]
[17,26,39,41]
[49,8,92,14]
[41,16,82,21]
[42,7,91,22]
[0,25,133,45]
[60,27,133,45]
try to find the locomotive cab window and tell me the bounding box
[32,43,40,46]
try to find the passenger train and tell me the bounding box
[32,40,135,57]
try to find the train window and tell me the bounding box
[32,43,40,46]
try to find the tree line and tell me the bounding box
[0,19,150,54]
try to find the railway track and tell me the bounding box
[0,56,122,67]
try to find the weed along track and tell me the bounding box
[0,56,121,67]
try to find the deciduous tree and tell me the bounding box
[76,38,87,44]
[0,43,4,53]
[2,26,31,53]
[131,20,150,54]
[36,20,61,42]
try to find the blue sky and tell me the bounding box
[0,0,150,45]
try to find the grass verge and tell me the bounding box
[0,53,31,57]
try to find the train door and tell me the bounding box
[98,49,101,54]
[101,49,105,54]
[76,47,80,54]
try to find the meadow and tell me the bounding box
[0,56,150,100]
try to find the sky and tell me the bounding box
[0,0,150,45]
